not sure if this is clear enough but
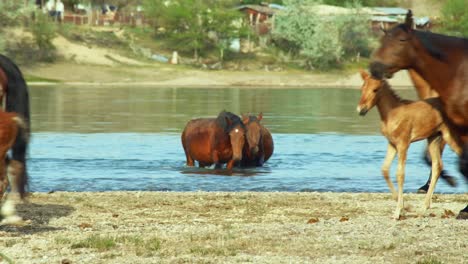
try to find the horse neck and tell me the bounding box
[375,83,404,123]
[411,31,465,100]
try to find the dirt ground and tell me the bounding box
[0,192,466,264]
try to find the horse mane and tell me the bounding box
[380,79,412,104]
[216,111,244,132]
[413,30,468,63]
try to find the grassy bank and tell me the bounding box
[0,192,466,263]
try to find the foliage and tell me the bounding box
[0,0,36,27]
[273,1,373,69]
[29,11,57,62]
[439,0,468,37]
[240,0,283,4]
[142,0,247,61]
[321,0,398,6]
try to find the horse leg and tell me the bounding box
[382,143,397,200]
[1,159,24,225]
[424,136,442,210]
[457,144,468,220]
[394,144,408,220]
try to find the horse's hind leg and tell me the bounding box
[424,136,442,211]
[1,160,24,225]
[394,144,408,220]
[382,143,397,200]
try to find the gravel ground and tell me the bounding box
[0,191,466,264]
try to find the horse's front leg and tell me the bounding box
[382,143,397,200]
[394,145,408,220]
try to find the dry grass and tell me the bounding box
[0,192,466,263]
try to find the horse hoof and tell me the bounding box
[456,211,468,220]
[417,188,428,194]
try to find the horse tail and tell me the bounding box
[0,54,30,198]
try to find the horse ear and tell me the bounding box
[379,22,387,35]
[257,112,263,121]
[404,9,414,31]
[359,69,369,80]
[241,113,249,124]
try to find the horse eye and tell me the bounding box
[373,89,379,93]
[399,39,407,42]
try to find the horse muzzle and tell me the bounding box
[369,62,394,80]
[357,105,368,116]
[251,146,259,155]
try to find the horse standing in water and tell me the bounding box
[182,111,246,170]
[370,10,468,219]
[357,70,462,219]
[240,113,274,167]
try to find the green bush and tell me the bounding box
[273,1,373,69]
[29,11,57,62]
[440,0,468,37]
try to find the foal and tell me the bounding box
[357,70,462,219]
[0,111,27,225]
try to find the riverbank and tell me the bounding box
[1,192,466,263]
[23,61,414,89]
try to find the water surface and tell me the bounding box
[29,86,465,193]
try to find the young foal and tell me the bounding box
[0,111,27,225]
[357,70,462,219]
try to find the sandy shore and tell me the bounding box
[0,192,466,263]
[23,62,414,89]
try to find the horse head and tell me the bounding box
[219,111,246,162]
[357,69,385,116]
[242,113,263,158]
[370,10,418,79]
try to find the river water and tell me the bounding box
[28,86,465,193]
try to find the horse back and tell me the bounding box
[182,118,230,164]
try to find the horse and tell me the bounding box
[0,112,28,225]
[369,10,468,219]
[239,113,274,167]
[181,111,246,170]
[408,69,457,193]
[357,70,462,219]
[0,54,30,200]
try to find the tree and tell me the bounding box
[273,0,372,69]
[143,0,246,62]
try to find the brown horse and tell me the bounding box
[240,113,274,167]
[0,54,30,200]
[0,111,28,225]
[357,70,462,219]
[408,69,457,193]
[369,10,468,219]
[181,111,246,170]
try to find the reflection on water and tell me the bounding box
[31,86,418,134]
[28,86,465,193]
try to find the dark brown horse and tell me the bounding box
[0,111,28,225]
[240,113,274,167]
[181,111,246,170]
[370,10,468,219]
[0,54,30,199]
